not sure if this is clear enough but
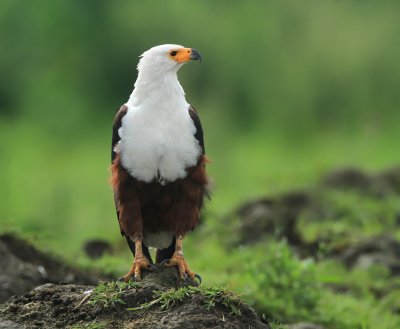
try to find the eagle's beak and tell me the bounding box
[190,49,202,62]
[174,48,202,63]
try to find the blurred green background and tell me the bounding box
[2,0,400,248]
[1,1,400,327]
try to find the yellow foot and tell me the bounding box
[120,256,154,282]
[163,253,196,280]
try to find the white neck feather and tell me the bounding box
[127,62,187,111]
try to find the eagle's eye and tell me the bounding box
[170,50,177,57]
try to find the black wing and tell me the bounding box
[188,105,205,155]
[111,105,128,234]
[111,104,128,163]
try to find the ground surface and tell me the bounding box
[0,234,109,304]
[2,167,400,328]
[0,266,268,329]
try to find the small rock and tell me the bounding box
[6,304,19,313]
[233,191,310,246]
[34,283,55,293]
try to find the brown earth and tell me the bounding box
[0,234,109,304]
[0,266,269,329]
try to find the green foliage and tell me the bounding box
[198,286,243,316]
[316,289,400,329]
[177,188,400,329]
[89,281,140,309]
[154,287,192,310]
[242,241,321,323]
[298,190,400,249]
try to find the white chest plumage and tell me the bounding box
[118,102,201,183]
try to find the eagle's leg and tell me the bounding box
[121,236,153,282]
[163,235,196,280]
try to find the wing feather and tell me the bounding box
[111,104,128,229]
[111,104,128,163]
[188,105,205,155]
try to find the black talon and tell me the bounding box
[194,273,202,284]
[159,259,171,266]
[117,276,125,282]
[148,264,158,271]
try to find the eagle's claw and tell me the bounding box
[159,259,170,266]
[120,256,154,282]
[162,253,197,282]
[194,273,202,284]
[148,263,158,271]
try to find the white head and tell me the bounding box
[129,44,202,105]
[137,44,202,77]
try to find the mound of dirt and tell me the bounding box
[0,266,269,329]
[321,167,372,191]
[0,234,109,303]
[338,235,400,274]
[234,191,311,246]
[321,166,400,196]
[83,239,113,259]
[232,166,400,265]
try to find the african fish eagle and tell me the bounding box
[110,44,208,281]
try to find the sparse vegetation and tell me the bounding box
[89,281,140,309]
[127,285,243,316]
[198,286,243,316]
[87,280,244,316]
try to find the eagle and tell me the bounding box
[110,44,208,282]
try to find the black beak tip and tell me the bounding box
[190,49,202,62]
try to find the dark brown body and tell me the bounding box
[111,154,208,239]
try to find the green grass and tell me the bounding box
[88,280,244,316]
[127,285,243,316]
[89,281,140,309]
[298,190,400,247]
